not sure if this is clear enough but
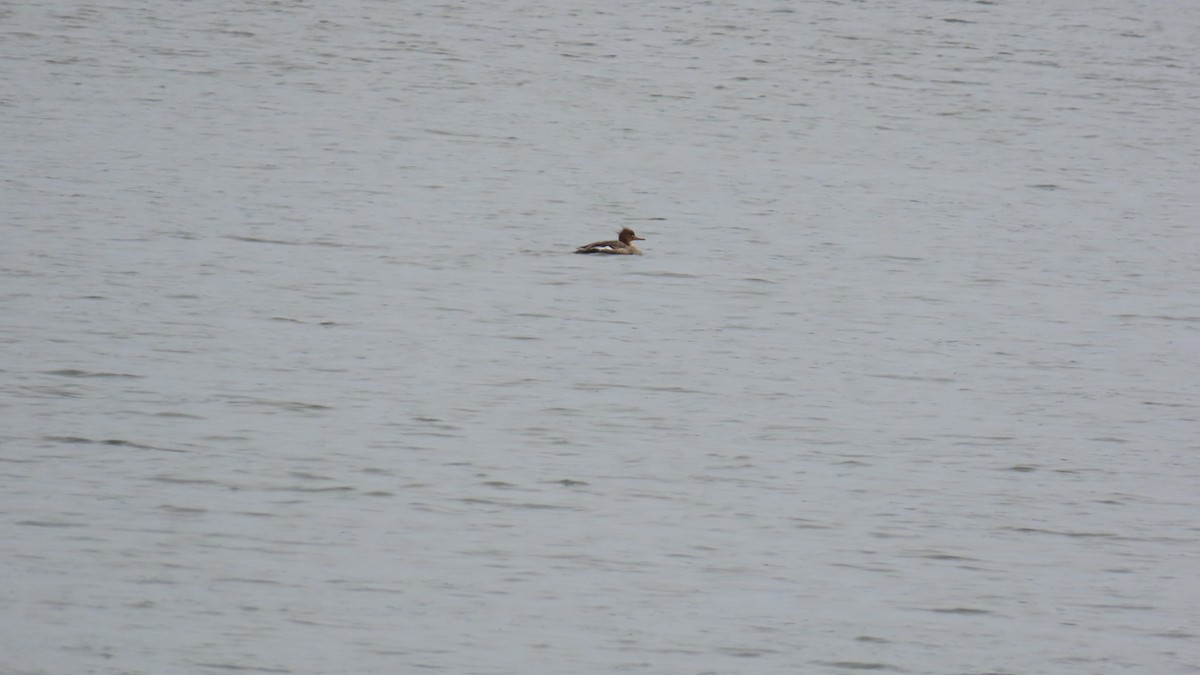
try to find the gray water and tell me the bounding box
[3,1,1199,673]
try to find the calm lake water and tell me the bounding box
[3,0,1198,673]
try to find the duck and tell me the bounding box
[575,228,645,255]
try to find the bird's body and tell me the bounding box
[575,228,645,255]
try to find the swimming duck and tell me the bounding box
[575,228,645,255]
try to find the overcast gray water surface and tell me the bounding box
[3,1,1199,673]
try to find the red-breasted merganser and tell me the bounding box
[575,228,645,255]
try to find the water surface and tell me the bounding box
[3,1,1199,673]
